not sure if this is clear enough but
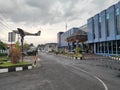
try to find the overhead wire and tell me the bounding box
[0,7,15,43]
[0,6,14,32]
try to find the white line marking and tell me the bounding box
[37,58,41,61]
[70,66,108,90]
[94,76,108,90]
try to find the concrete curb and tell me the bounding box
[110,56,120,61]
[0,65,33,73]
[58,54,82,60]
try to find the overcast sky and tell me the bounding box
[0,0,119,45]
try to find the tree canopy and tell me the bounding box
[0,40,7,50]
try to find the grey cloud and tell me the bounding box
[0,0,81,25]
[0,0,117,26]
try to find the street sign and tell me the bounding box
[8,32,16,42]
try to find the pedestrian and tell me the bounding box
[34,48,38,65]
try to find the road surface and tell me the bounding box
[0,53,120,90]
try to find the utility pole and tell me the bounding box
[65,23,67,31]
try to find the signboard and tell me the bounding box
[8,32,16,42]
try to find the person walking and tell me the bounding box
[34,48,38,65]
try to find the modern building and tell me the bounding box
[87,1,120,55]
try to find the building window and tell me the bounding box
[99,16,102,22]
[105,42,108,53]
[106,13,110,37]
[96,43,98,53]
[115,8,120,35]
[98,16,101,38]
[113,41,117,54]
[116,8,120,15]
[92,19,95,39]
[117,40,120,54]
[108,41,112,54]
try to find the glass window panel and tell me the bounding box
[116,8,120,15]
[108,41,112,54]
[99,16,101,22]
[116,12,120,35]
[113,41,116,54]
[106,13,109,19]
[117,40,120,54]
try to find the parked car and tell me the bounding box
[27,50,36,56]
[22,51,28,56]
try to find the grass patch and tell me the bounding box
[0,56,9,61]
[73,54,82,58]
[115,56,120,58]
[0,62,31,67]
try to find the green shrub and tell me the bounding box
[0,53,7,56]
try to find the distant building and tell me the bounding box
[58,26,88,52]
[38,44,45,52]
[58,27,79,49]
[66,25,88,52]
[57,32,64,48]
[44,43,58,52]
[7,44,15,48]
[87,1,120,55]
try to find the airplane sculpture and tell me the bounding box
[13,28,41,62]
[13,28,41,36]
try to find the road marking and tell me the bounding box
[37,58,41,61]
[70,65,108,90]
[94,76,108,90]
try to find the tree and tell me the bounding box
[0,40,7,50]
[23,43,30,51]
[15,41,20,50]
[75,47,81,54]
[29,43,34,47]
[10,41,21,64]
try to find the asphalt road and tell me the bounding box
[0,53,120,90]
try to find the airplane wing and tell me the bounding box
[13,29,41,36]
[25,31,41,36]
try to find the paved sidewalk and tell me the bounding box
[23,56,34,64]
[23,56,41,68]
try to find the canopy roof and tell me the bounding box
[66,29,87,42]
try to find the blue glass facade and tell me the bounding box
[87,1,120,55]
